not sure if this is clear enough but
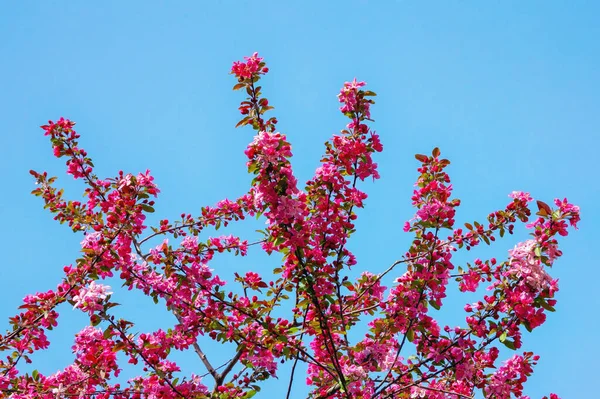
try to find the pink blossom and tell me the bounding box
[244,272,265,290]
[509,191,533,203]
[484,354,536,399]
[80,231,102,252]
[507,240,553,292]
[72,281,113,314]
[554,197,580,228]
[231,52,265,79]
[181,235,198,252]
[66,160,85,179]
[459,269,482,292]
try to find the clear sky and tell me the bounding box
[1,1,598,398]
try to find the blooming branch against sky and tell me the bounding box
[0,1,598,397]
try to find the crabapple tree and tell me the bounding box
[0,53,579,399]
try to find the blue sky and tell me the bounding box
[1,1,598,397]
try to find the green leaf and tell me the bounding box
[406,328,414,342]
[502,339,516,350]
[538,298,556,312]
[499,331,508,342]
[90,314,101,326]
[141,204,154,213]
[276,334,288,343]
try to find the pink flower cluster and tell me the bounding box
[484,354,537,399]
[338,78,369,117]
[72,281,113,315]
[507,240,554,292]
[231,52,267,79]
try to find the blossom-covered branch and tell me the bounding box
[0,53,578,399]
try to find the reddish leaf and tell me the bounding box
[236,117,250,128]
[536,200,552,216]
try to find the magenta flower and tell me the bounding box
[231,52,265,79]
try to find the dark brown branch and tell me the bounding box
[216,344,245,386]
